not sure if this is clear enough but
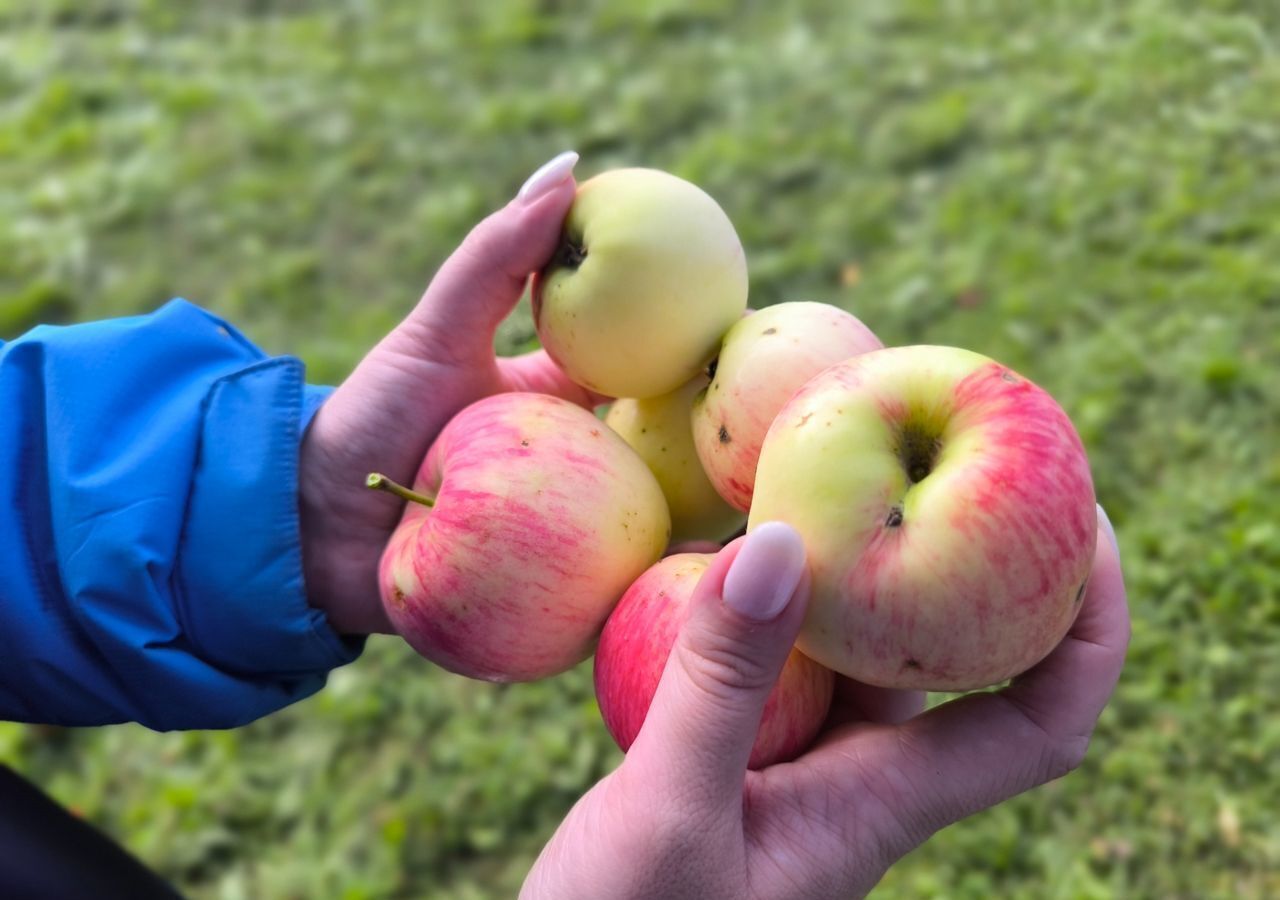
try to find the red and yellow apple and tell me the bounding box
[749,346,1095,691]
[605,375,746,545]
[594,553,835,769]
[692,301,883,511]
[374,392,671,682]
[533,168,748,399]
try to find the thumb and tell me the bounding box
[629,522,810,807]
[404,151,579,365]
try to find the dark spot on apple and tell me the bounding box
[763,327,777,335]
[1002,371,1018,383]
[885,506,904,527]
[590,428,600,437]
[903,658,921,670]
[391,586,407,609]
[521,439,530,447]
[706,356,719,380]
[798,412,813,427]
[1075,579,1088,604]
[658,590,666,598]
[719,424,731,444]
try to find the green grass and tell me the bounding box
[3,1,1279,897]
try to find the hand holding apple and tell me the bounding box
[594,546,833,769]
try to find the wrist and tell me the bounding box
[297,420,397,636]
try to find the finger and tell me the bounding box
[803,505,1129,853]
[822,678,926,730]
[628,523,810,812]
[403,152,579,366]
[497,349,608,409]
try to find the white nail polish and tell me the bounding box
[517,151,579,204]
[1096,503,1120,558]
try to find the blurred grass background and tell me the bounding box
[2,0,1279,897]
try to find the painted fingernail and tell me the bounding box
[723,522,807,621]
[1097,503,1120,558]
[517,150,579,204]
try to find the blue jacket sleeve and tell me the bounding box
[0,299,362,730]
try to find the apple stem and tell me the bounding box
[366,473,435,508]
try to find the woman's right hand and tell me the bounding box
[523,509,1129,899]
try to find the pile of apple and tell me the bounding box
[371,168,1097,768]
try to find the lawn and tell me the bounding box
[2,1,1278,897]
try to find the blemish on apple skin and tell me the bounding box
[885,506,904,528]
[798,412,813,428]
[903,658,922,671]
[1001,371,1018,383]
[590,428,600,437]
[391,586,407,609]
[521,439,530,447]
[1075,579,1088,604]
[763,327,778,335]
[719,424,731,444]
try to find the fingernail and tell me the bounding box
[723,522,807,622]
[517,150,579,204]
[1096,503,1120,558]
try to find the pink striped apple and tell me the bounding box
[594,553,834,769]
[749,346,1096,691]
[372,392,670,682]
[692,301,883,511]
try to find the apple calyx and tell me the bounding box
[557,238,587,269]
[365,472,435,508]
[896,421,942,485]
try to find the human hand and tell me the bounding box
[522,508,1129,899]
[297,152,591,634]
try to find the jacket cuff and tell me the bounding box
[176,359,361,681]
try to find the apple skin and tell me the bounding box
[594,553,835,769]
[692,301,883,511]
[378,392,671,682]
[749,346,1096,692]
[605,375,746,545]
[532,168,748,400]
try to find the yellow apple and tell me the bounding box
[605,375,746,545]
[533,168,748,399]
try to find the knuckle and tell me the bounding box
[1044,733,1091,780]
[674,624,778,700]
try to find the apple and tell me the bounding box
[692,301,883,511]
[605,375,746,545]
[749,346,1096,691]
[371,392,671,682]
[533,168,748,399]
[594,553,834,769]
